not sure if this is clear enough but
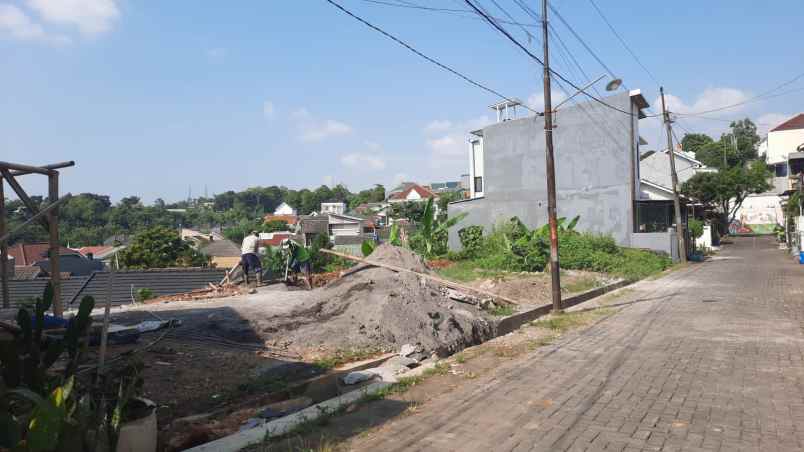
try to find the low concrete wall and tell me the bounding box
[631,230,677,261]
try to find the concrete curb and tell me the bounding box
[495,279,631,336]
[185,361,441,452]
[186,381,393,452]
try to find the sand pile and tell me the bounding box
[256,244,494,357]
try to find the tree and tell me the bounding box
[681,160,771,232]
[119,226,209,268]
[694,140,732,169]
[681,133,714,156]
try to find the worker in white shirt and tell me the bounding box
[240,231,262,286]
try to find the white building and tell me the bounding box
[274,202,297,216]
[320,202,346,215]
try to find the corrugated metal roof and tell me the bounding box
[0,268,227,309]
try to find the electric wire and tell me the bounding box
[324,0,541,114]
[675,82,804,117]
[358,0,539,28]
[587,0,661,87]
[462,0,655,117]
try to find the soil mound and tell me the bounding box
[257,245,494,357]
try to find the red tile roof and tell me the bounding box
[770,113,804,132]
[387,184,438,201]
[77,246,113,258]
[259,233,294,247]
[7,243,78,266]
[263,214,299,225]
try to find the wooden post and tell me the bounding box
[0,178,9,309]
[660,87,688,263]
[48,172,62,317]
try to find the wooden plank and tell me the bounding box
[48,173,62,317]
[0,161,55,176]
[0,179,8,308]
[0,169,49,229]
[8,161,74,177]
[319,248,520,306]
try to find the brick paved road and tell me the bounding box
[351,236,804,451]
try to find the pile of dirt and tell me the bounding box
[255,244,494,357]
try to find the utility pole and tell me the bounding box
[542,0,561,312]
[660,87,687,263]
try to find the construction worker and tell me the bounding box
[283,239,312,289]
[240,230,262,287]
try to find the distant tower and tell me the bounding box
[204,184,208,199]
[188,185,192,203]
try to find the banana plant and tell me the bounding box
[417,197,467,257]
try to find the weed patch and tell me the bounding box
[488,304,515,317]
[563,276,601,293]
[531,308,614,334]
[312,348,383,371]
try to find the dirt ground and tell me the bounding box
[466,269,615,307]
[246,287,632,452]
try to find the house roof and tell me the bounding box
[7,243,78,266]
[12,266,42,280]
[263,214,299,225]
[260,232,294,247]
[387,184,438,201]
[770,113,804,132]
[77,246,113,258]
[199,239,241,257]
[0,268,227,309]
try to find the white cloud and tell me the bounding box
[341,152,386,170]
[528,90,568,112]
[262,101,275,120]
[291,108,352,143]
[655,88,750,116]
[424,119,452,132]
[301,119,351,143]
[27,0,119,36]
[757,112,793,135]
[423,115,492,169]
[0,4,70,45]
[322,175,334,186]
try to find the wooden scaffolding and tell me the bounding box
[0,161,74,316]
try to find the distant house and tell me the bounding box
[77,245,126,268]
[320,202,346,215]
[263,214,299,228]
[274,202,297,216]
[7,243,76,267]
[387,183,438,205]
[198,238,242,269]
[259,231,294,250]
[34,254,105,277]
[296,215,330,246]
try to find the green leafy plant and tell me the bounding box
[409,197,467,257]
[361,240,376,257]
[458,226,484,258]
[388,223,402,246]
[134,288,154,303]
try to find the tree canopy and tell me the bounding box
[118,226,209,269]
[680,118,769,231]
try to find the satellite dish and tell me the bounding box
[605,78,623,91]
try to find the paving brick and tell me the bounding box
[348,237,804,452]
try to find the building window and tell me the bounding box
[774,163,788,177]
[474,177,483,194]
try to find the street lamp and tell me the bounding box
[553,74,623,111]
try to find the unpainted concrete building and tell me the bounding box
[449,90,684,260]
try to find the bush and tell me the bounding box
[458,225,484,258]
[447,216,671,281]
[136,287,155,302]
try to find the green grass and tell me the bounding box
[488,304,516,317]
[531,308,614,334]
[238,374,289,395]
[563,276,601,294]
[436,260,511,282]
[312,348,383,371]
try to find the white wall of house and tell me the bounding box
[733,194,784,228]
[328,215,361,236]
[766,128,804,164]
[321,202,346,215]
[405,190,421,201]
[469,137,484,198]
[274,202,297,215]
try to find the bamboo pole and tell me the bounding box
[0,179,8,309]
[319,248,520,306]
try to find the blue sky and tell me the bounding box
[2,0,803,203]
